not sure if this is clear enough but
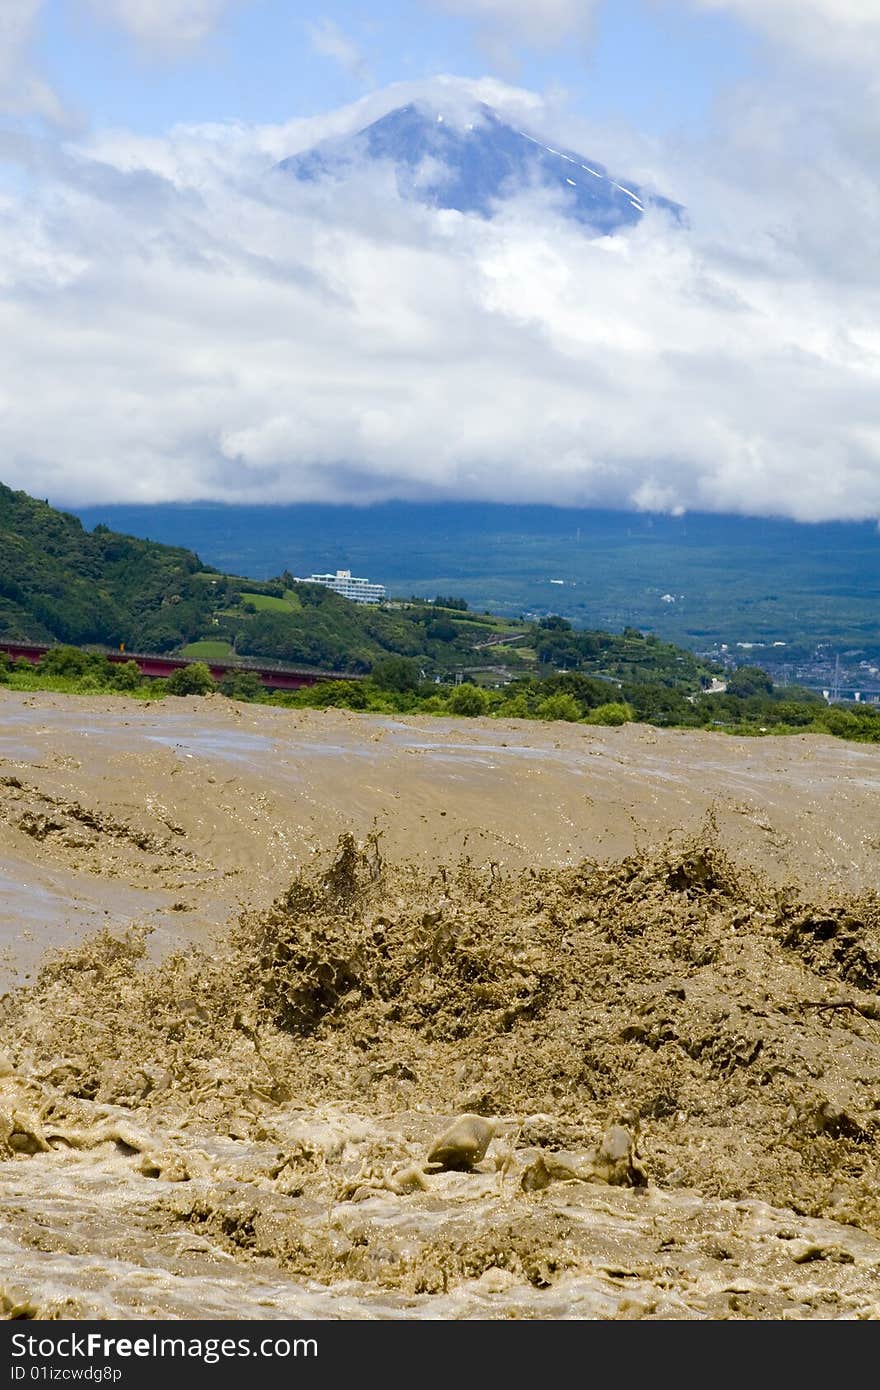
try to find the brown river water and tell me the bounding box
[1,690,879,1320]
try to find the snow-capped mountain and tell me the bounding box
[279,102,679,233]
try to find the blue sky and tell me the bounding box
[2,1,880,520]
[36,0,754,135]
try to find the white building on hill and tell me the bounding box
[305,569,386,604]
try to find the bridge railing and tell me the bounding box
[0,640,364,688]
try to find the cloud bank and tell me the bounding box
[1,62,880,520]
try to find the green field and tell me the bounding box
[180,639,234,659]
[241,591,302,614]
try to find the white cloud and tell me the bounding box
[689,1,880,70]
[0,0,73,123]
[0,0,41,86]
[431,0,597,67]
[306,18,368,80]
[2,76,880,522]
[0,0,247,121]
[429,0,880,72]
[87,0,239,56]
[434,0,598,49]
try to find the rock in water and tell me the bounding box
[520,1126,649,1191]
[426,1114,496,1171]
[595,1124,648,1187]
[600,1125,633,1165]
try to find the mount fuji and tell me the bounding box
[279,102,680,234]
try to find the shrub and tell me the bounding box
[304,679,369,710]
[727,665,774,699]
[165,662,216,696]
[446,683,490,716]
[536,692,582,722]
[496,694,533,719]
[109,660,143,691]
[37,645,92,677]
[219,671,265,702]
[819,708,861,739]
[370,657,420,693]
[767,700,815,727]
[588,701,635,726]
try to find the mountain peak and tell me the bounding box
[279,100,679,233]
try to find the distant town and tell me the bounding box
[704,640,880,705]
[300,566,880,704]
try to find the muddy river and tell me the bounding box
[1,690,878,1319]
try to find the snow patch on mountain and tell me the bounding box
[279,101,681,234]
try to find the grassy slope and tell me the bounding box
[180,640,235,659]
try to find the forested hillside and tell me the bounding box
[2,482,723,695]
[0,483,216,650]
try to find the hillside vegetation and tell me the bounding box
[0,483,216,651]
[1,482,720,689]
[6,481,876,742]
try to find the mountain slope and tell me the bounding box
[280,102,680,232]
[0,483,216,650]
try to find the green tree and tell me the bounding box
[219,670,265,702]
[497,693,533,719]
[727,665,774,699]
[536,692,581,722]
[371,656,420,693]
[109,660,143,691]
[426,619,458,642]
[304,679,369,710]
[447,683,490,716]
[820,707,861,739]
[588,701,635,726]
[37,645,92,677]
[166,662,216,696]
[770,700,815,727]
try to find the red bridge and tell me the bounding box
[0,641,360,692]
